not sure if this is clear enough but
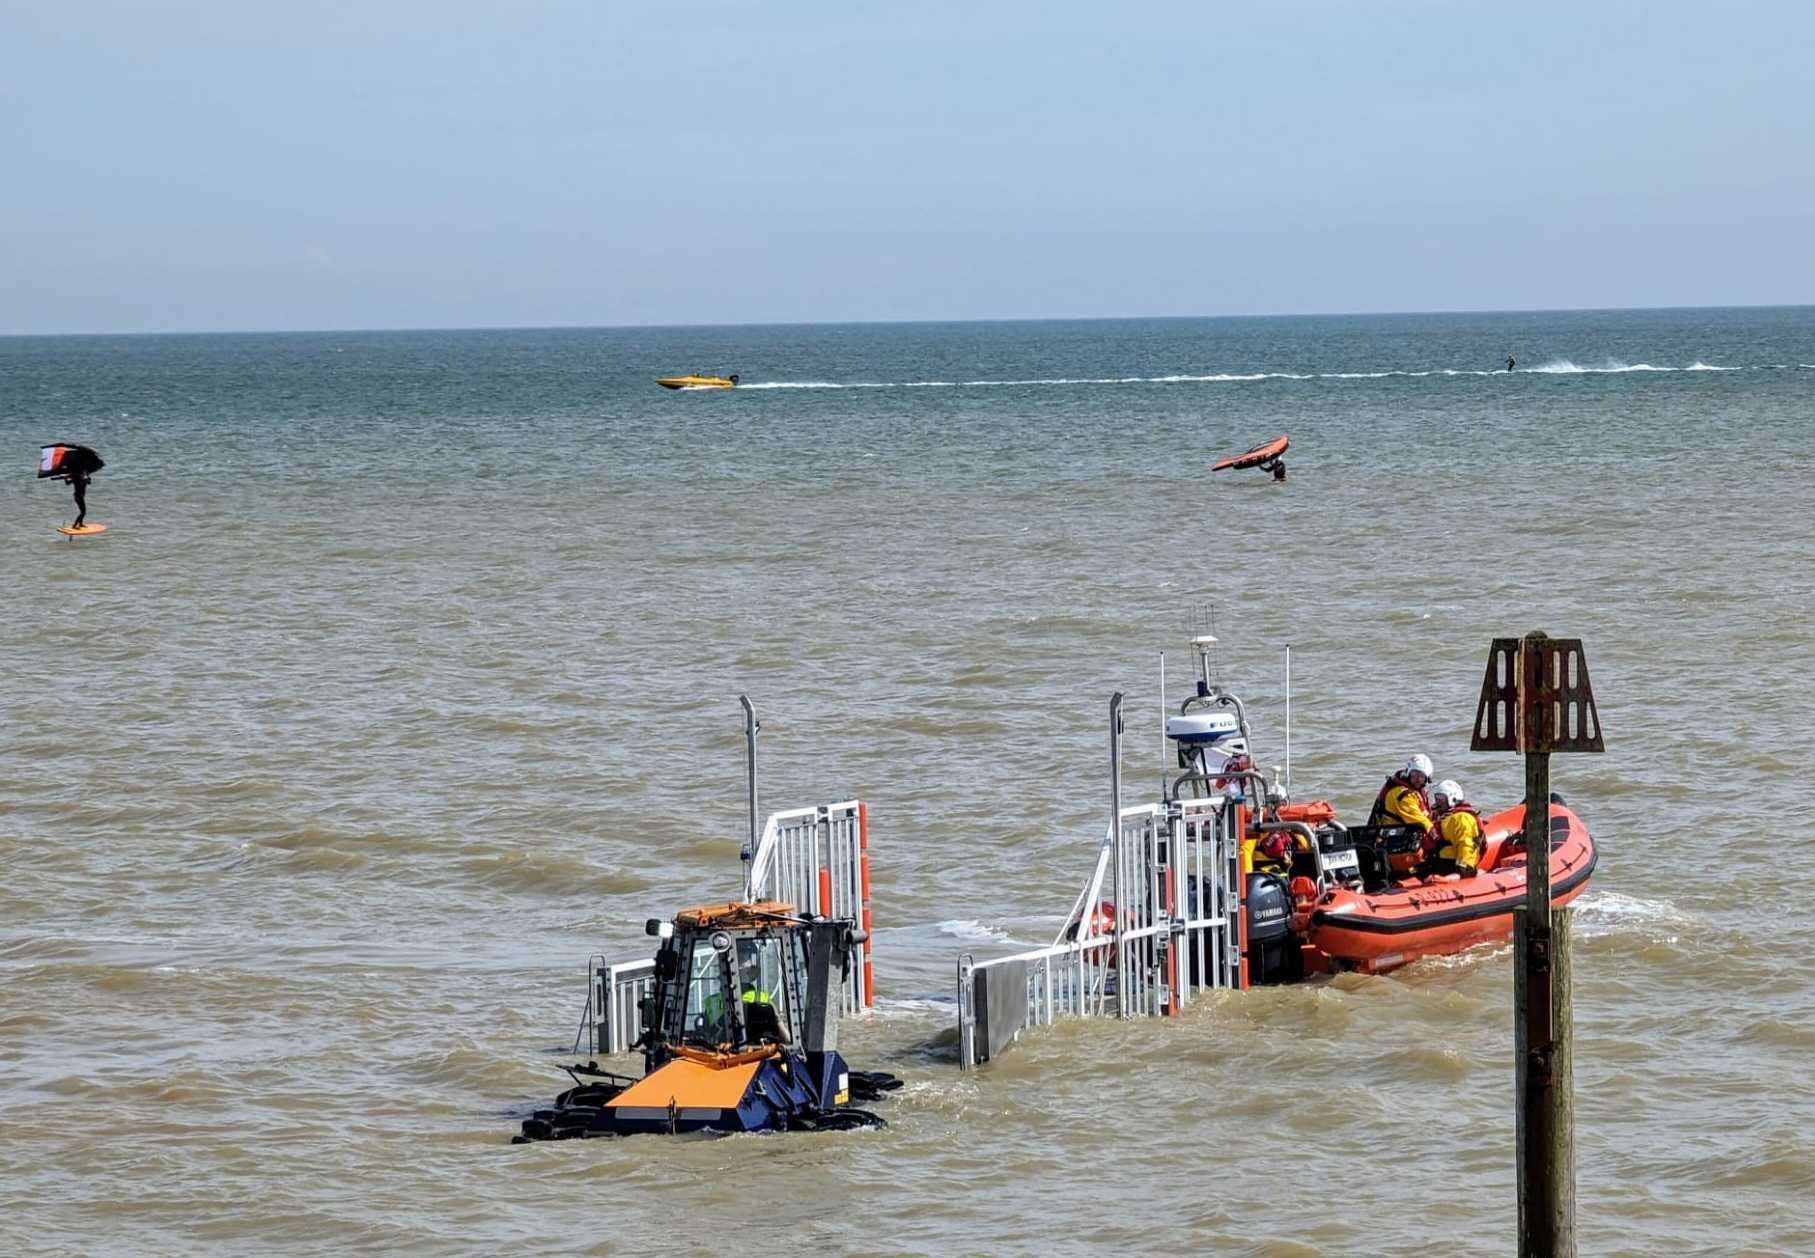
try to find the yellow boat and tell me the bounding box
[656,373,739,390]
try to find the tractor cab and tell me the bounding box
[512,697,898,1143]
[515,899,899,1141]
[643,901,817,1068]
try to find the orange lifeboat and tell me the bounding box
[1305,800,1597,974]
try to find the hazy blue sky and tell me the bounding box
[3,1,1811,333]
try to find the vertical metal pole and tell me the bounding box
[1109,692,1126,1019]
[1235,801,1251,990]
[957,957,973,1069]
[1284,644,1292,796]
[740,695,759,856]
[813,806,828,917]
[1159,653,1168,798]
[858,801,874,1007]
[1517,631,1573,1257]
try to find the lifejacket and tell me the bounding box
[1215,753,1253,795]
[1243,830,1294,875]
[1434,803,1484,868]
[1244,828,1311,876]
[1369,773,1433,831]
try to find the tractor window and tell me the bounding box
[682,941,736,1048]
[734,936,792,1044]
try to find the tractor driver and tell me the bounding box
[736,939,788,1043]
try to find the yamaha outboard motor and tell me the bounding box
[1244,873,1303,985]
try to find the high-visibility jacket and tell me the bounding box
[1435,805,1484,872]
[1368,773,1434,833]
[1241,829,1308,876]
[1241,832,1289,876]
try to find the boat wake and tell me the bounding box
[1525,359,1743,374]
[733,361,1802,391]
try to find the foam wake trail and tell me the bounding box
[726,360,1763,390]
[1525,359,1747,374]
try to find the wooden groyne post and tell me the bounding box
[1471,632,1604,1258]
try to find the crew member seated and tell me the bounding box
[1368,753,1437,880]
[1242,827,1309,876]
[1424,779,1484,878]
[1369,753,1437,833]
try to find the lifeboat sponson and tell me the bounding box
[1306,801,1596,974]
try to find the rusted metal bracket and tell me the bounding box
[1471,637,1522,751]
[1472,632,1604,754]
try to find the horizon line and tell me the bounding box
[2,300,1810,341]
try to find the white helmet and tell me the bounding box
[1434,779,1464,807]
[1404,754,1435,780]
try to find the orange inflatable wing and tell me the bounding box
[1212,434,1289,471]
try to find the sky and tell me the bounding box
[2,0,1811,334]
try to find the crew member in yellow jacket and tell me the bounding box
[1241,828,1310,877]
[1426,779,1484,877]
[1367,753,1437,833]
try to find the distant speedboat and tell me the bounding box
[656,373,739,390]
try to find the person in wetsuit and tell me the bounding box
[1505,355,1516,372]
[68,465,91,527]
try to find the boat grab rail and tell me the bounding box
[1167,768,1272,803]
[1252,820,1325,879]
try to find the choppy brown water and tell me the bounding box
[4,315,1815,1255]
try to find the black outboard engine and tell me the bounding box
[1244,873,1303,985]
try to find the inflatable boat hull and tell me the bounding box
[1307,801,1596,974]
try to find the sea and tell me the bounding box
[2,307,1812,1257]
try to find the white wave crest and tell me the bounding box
[934,918,1011,943]
[1522,359,1738,374]
[1527,359,1672,373]
[1570,889,1696,940]
[871,995,956,1019]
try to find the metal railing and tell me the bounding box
[573,956,659,1057]
[957,794,1243,1068]
[575,798,875,1058]
[745,799,873,1015]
